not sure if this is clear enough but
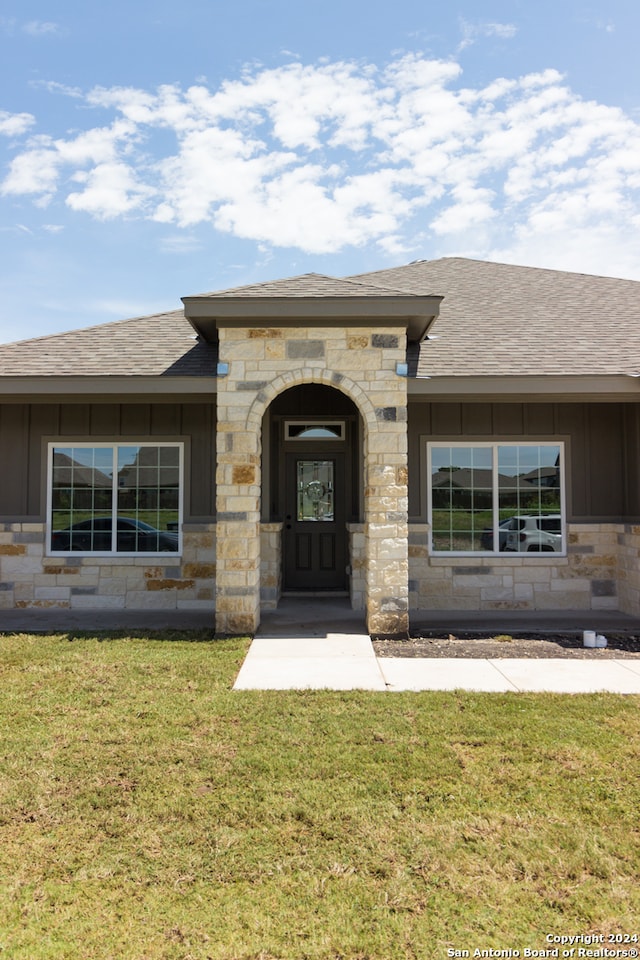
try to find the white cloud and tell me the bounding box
[32,80,84,98]
[458,19,517,52]
[3,54,640,276]
[1,145,60,197]
[430,184,496,236]
[1,121,139,199]
[0,110,35,137]
[66,161,153,218]
[158,234,203,253]
[23,20,61,37]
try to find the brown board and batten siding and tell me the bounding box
[0,401,217,521]
[407,400,637,522]
[623,404,640,518]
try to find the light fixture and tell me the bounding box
[396,361,408,377]
[217,361,229,377]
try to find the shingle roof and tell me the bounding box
[187,272,415,299]
[348,258,640,377]
[0,309,216,377]
[2,257,639,379]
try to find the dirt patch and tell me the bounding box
[373,632,640,659]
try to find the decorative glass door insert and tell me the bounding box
[297,460,334,521]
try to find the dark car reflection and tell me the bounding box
[480,518,512,552]
[51,517,179,552]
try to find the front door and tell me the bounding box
[284,453,347,591]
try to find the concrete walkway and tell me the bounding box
[234,597,385,690]
[234,638,640,693]
[378,656,640,693]
[1,600,640,693]
[233,598,640,693]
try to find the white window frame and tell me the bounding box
[427,441,566,556]
[47,441,184,557]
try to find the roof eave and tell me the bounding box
[182,294,443,344]
[0,376,218,397]
[408,374,640,400]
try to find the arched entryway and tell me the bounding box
[263,383,362,597]
[213,321,411,639]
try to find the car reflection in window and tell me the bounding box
[480,517,513,552]
[505,515,562,552]
[51,517,179,552]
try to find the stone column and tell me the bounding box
[363,363,409,639]
[214,328,264,636]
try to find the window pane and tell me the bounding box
[50,444,180,554]
[498,444,563,552]
[498,446,561,511]
[297,460,334,521]
[50,447,114,550]
[160,446,180,466]
[430,447,492,552]
[115,446,180,551]
[431,445,492,473]
[288,423,344,439]
[430,443,564,554]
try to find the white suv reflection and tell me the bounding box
[506,515,562,552]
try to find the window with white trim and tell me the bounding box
[48,443,183,555]
[428,443,564,554]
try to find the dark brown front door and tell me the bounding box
[283,453,347,591]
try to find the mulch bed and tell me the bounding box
[372,632,640,659]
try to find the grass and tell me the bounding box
[1,631,639,959]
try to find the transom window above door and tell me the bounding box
[285,421,345,441]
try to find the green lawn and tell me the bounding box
[1,632,639,959]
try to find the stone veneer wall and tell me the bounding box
[347,522,366,610]
[4,519,639,618]
[0,522,216,610]
[408,522,623,612]
[616,524,640,615]
[260,522,283,610]
[214,324,410,637]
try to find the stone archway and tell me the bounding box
[214,328,410,639]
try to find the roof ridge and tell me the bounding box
[436,256,640,283]
[332,273,427,297]
[349,256,640,286]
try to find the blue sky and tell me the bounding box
[1,0,639,343]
